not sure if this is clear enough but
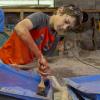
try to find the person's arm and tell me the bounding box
[14,18,49,75]
[14,18,42,59]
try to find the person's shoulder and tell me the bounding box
[0,9,3,11]
[34,12,46,15]
[28,12,48,18]
[0,9,4,13]
[0,9,4,17]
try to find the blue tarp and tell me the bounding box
[64,75,100,100]
[0,63,51,100]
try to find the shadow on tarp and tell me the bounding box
[0,63,52,100]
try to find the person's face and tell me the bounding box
[53,14,76,32]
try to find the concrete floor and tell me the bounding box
[49,50,100,83]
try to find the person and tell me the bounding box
[0,8,9,46]
[0,8,4,33]
[0,5,83,77]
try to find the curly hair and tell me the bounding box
[64,5,83,27]
[55,4,82,30]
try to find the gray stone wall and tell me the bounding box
[55,0,100,9]
[55,0,77,7]
[95,0,100,9]
[77,0,95,9]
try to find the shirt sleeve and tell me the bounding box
[27,12,48,29]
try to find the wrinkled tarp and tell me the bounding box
[0,63,50,100]
[64,75,100,100]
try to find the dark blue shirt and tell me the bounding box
[0,9,4,32]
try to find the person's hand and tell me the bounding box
[38,55,48,68]
[37,55,51,78]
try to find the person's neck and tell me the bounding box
[49,15,56,30]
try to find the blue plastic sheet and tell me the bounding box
[64,75,100,100]
[0,63,51,100]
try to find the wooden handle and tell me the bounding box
[38,77,45,92]
[38,78,45,88]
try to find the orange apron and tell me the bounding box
[0,27,55,64]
